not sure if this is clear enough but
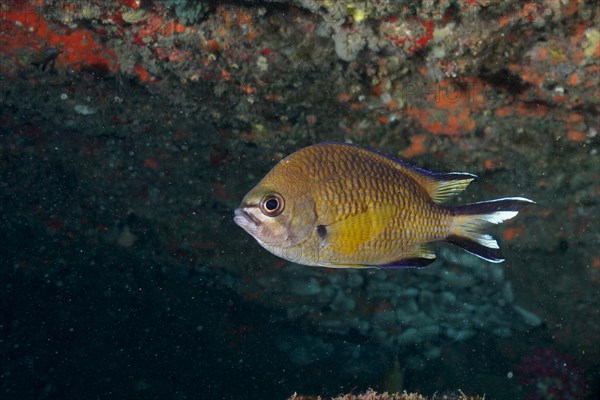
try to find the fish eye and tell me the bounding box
[260,193,285,217]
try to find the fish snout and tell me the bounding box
[233,207,261,231]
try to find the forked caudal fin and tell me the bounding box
[448,197,535,263]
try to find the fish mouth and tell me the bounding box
[233,207,261,229]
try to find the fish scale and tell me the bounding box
[304,144,448,263]
[322,145,445,263]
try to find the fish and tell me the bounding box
[233,142,534,268]
[30,47,62,72]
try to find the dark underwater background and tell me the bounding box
[1,1,598,399]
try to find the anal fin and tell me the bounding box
[379,257,435,269]
[379,244,436,269]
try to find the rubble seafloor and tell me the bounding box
[0,0,599,399]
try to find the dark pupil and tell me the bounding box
[265,198,279,211]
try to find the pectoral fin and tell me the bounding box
[322,205,396,256]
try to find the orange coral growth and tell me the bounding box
[401,78,488,135]
[446,109,477,132]
[495,103,548,118]
[411,20,434,53]
[405,107,476,135]
[206,38,221,53]
[377,116,389,125]
[564,112,584,123]
[120,0,140,8]
[156,20,187,36]
[384,18,434,54]
[515,103,548,117]
[402,134,427,158]
[137,15,167,38]
[133,63,152,82]
[568,73,578,85]
[564,0,582,17]
[220,6,257,42]
[483,159,502,170]
[503,226,524,241]
[494,107,512,118]
[567,130,586,142]
[337,92,353,102]
[1,6,118,72]
[386,100,400,110]
[498,15,512,28]
[239,84,254,94]
[509,64,545,86]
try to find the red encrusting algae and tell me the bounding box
[1,6,118,73]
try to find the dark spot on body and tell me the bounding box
[316,225,327,238]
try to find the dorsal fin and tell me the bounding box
[387,159,476,203]
[316,142,476,203]
[344,143,476,203]
[421,172,476,203]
